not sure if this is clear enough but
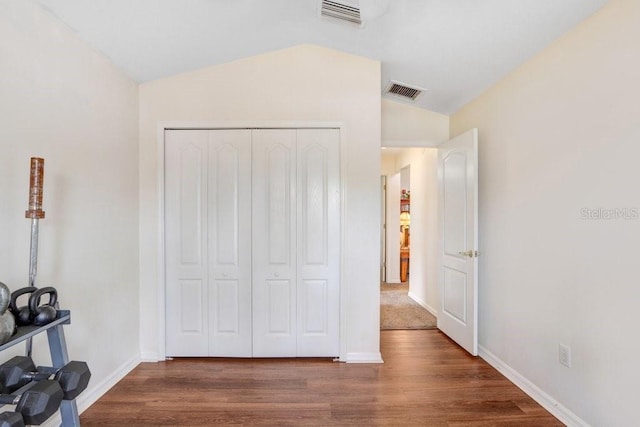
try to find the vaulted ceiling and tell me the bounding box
[36,0,608,114]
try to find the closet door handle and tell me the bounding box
[458,250,478,258]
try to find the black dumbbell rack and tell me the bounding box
[0,310,80,426]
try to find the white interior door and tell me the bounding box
[166,129,252,357]
[437,128,478,356]
[252,129,298,357]
[165,130,209,356]
[207,130,252,357]
[296,129,340,357]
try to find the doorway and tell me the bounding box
[380,148,439,330]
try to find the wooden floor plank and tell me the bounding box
[80,330,562,426]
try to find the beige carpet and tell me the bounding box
[380,282,437,330]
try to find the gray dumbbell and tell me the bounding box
[0,380,63,425]
[0,412,25,427]
[0,357,90,400]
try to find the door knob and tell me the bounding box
[274,272,280,277]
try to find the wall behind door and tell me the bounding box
[139,44,382,361]
[451,0,640,424]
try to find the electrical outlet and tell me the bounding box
[559,344,572,368]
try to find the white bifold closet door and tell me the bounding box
[165,128,339,358]
[252,129,340,357]
[165,129,252,357]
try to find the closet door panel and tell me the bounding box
[208,130,252,357]
[266,144,293,264]
[296,129,340,357]
[266,279,293,334]
[165,130,209,356]
[252,129,297,357]
[301,279,328,333]
[212,279,240,332]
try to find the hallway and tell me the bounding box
[380,282,437,330]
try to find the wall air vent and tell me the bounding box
[384,81,426,102]
[320,0,362,26]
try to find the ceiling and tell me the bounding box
[36,0,608,114]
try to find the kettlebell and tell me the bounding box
[29,286,58,326]
[0,282,16,345]
[9,286,38,326]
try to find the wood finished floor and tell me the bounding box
[80,330,562,426]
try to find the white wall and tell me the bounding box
[0,0,140,414]
[382,98,449,147]
[385,172,401,283]
[400,165,410,190]
[393,149,439,314]
[380,152,397,176]
[138,45,382,362]
[451,0,640,424]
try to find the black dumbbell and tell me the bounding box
[0,412,25,427]
[0,356,90,400]
[0,380,63,425]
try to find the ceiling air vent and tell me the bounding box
[320,0,362,26]
[385,81,426,102]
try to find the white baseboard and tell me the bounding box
[41,354,141,427]
[479,345,589,427]
[345,352,384,363]
[408,291,438,317]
